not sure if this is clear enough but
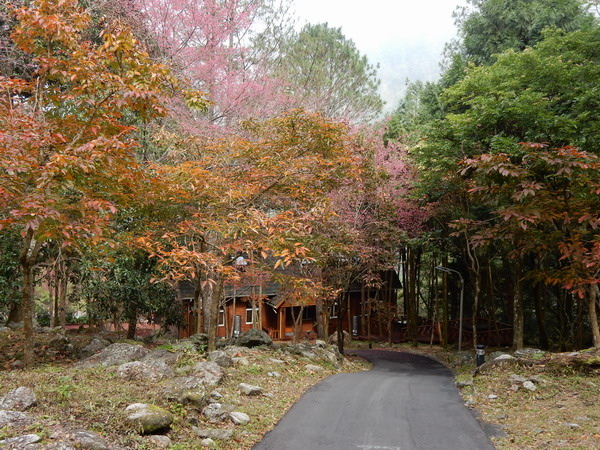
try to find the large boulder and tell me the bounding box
[76,343,149,368]
[0,410,35,427]
[125,403,173,434]
[117,360,175,382]
[142,348,180,366]
[0,434,41,447]
[0,387,37,411]
[80,337,111,359]
[208,351,233,368]
[190,361,224,386]
[162,377,208,403]
[236,329,272,348]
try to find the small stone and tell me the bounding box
[210,390,223,400]
[488,394,498,399]
[497,414,508,420]
[456,380,473,388]
[567,352,580,357]
[510,384,520,391]
[230,411,250,425]
[0,434,41,447]
[267,371,281,378]
[239,383,262,396]
[465,399,475,406]
[563,422,580,429]
[494,354,515,361]
[269,358,285,364]
[532,428,544,435]
[201,438,216,447]
[305,364,323,372]
[202,403,234,423]
[0,387,37,411]
[10,360,23,370]
[146,435,172,448]
[522,381,537,391]
[575,416,591,422]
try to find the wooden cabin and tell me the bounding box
[177,269,401,341]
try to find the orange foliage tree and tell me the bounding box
[0,0,199,366]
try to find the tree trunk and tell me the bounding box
[590,284,600,348]
[207,275,223,352]
[316,297,325,339]
[19,231,42,369]
[512,261,524,349]
[533,282,549,349]
[127,307,137,340]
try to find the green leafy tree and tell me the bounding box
[454,0,596,65]
[274,23,383,122]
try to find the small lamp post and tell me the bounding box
[435,266,464,351]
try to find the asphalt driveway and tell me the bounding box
[254,349,494,450]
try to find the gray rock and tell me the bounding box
[575,416,591,422]
[494,354,515,361]
[9,360,23,370]
[229,411,250,425]
[202,403,234,423]
[117,360,174,382]
[0,410,35,427]
[0,433,41,447]
[69,429,110,450]
[178,390,209,409]
[142,348,179,365]
[222,346,249,356]
[162,377,207,401]
[514,348,545,358]
[232,357,249,366]
[510,384,520,391]
[201,438,216,447]
[146,435,172,448]
[305,364,324,372]
[488,394,498,399]
[563,422,580,429]
[191,361,224,386]
[80,337,111,359]
[236,329,272,348]
[208,351,233,368]
[76,343,149,368]
[509,374,528,383]
[522,381,537,391]
[7,322,23,330]
[455,380,473,388]
[0,326,11,333]
[269,358,285,364]
[267,371,281,378]
[210,391,223,400]
[239,383,262,396]
[488,351,508,360]
[48,333,74,353]
[0,387,37,411]
[315,340,327,348]
[125,403,173,434]
[192,427,234,440]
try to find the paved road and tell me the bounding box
[254,350,494,450]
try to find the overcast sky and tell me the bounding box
[292,0,467,114]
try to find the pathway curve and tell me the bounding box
[254,349,494,450]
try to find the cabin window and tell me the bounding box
[330,303,338,319]
[302,306,316,321]
[218,307,225,326]
[245,305,257,324]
